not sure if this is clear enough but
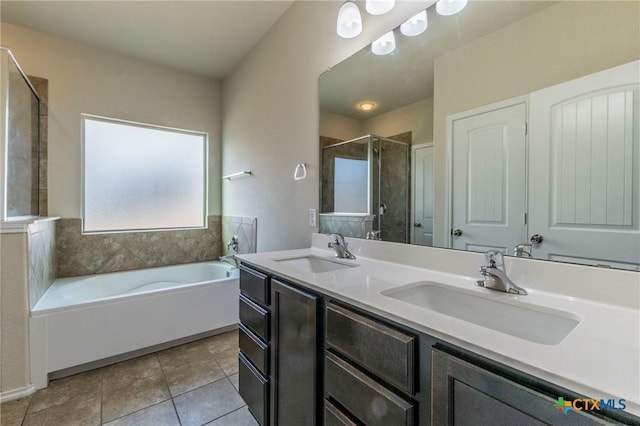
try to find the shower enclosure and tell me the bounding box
[0,47,41,221]
[320,135,410,243]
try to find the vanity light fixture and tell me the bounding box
[366,0,395,16]
[337,1,363,38]
[400,10,428,37]
[358,102,376,111]
[371,30,396,55]
[436,0,468,16]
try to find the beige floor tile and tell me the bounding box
[173,378,245,426]
[24,393,101,426]
[162,357,226,397]
[28,369,102,414]
[228,373,239,391]
[103,400,180,426]
[205,330,239,356]
[158,339,216,371]
[102,354,163,393]
[22,409,47,426]
[205,407,258,426]
[1,415,26,426]
[214,348,239,376]
[101,374,170,423]
[1,396,31,422]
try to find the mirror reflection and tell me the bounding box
[319,1,640,270]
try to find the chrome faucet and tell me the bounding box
[328,234,356,259]
[476,250,527,295]
[514,243,532,258]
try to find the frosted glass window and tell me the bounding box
[82,115,207,233]
[334,157,368,213]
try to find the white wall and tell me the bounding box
[222,0,427,251]
[0,23,223,217]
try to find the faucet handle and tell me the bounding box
[484,250,504,268]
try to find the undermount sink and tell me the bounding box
[381,282,581,345]
[274,256,356,274]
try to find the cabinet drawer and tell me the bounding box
[240,294,270,342]
[239,352,269,426]
[326,303,416,394]
[325,400,359,426]
[239,323,268,376]
[240,265,270,306]
[325,351,414,426]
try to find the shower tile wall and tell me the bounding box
[28,219,56,309]
[222,216,257,255]
[55,216,222,278]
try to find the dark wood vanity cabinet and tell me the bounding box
[239,264,321,426]
[324,302,420,426]
[238,265,271,425]
[270,279,321,426]
[431,348,622,426]
[239,263,636,426]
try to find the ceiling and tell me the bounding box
[0,1,294,79]
[319,1,556,120]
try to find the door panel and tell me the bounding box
[529,61,639,269]
[452,103,527,253]
[413,145,434,246]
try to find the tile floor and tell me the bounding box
[1,330,258,426]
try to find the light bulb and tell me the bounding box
[337,2,362,39]
[371,31,396,55]
[366,0,395,16]
[400,10,428,37]
[436,0,468,16]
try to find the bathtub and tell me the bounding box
[30,261,239,389]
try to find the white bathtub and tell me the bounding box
[30,261,239,389]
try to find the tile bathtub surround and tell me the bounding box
[55,216,222,278]
[221,216,257,256]
[31,76,48,217]
[319,213,373,239]
[28,219,56,309]
[0,330,258,426]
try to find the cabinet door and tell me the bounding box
[271,279,320,426]
[432,349,611,426]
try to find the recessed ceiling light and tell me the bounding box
[359,102,376,111]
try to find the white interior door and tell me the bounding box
[413,144,434,246]
[451,103,527,253]
[528,61,640,270]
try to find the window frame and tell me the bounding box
[81,113,209,235]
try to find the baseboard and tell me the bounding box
[0,384,35,403]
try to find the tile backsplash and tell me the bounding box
[56,216,222,278]
[222,216,257,256]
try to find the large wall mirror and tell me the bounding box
[319,1,640,271]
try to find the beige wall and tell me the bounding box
[0,23,223,218]
[0,233,30,394]
[319,110,361,141]
[362,97,433,145]
[432,1,640,245]
[320,97,434,145]
[222,1,426,251]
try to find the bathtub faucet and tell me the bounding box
[228,235,239,253]
[219,255,239,268]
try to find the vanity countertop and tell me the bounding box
[237,235,640,417]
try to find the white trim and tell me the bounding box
[444,95,529,248]
[0,384,35,403]
[0,217,60,234]
[411,142,433,244]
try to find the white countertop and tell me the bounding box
[238,235,640,417]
